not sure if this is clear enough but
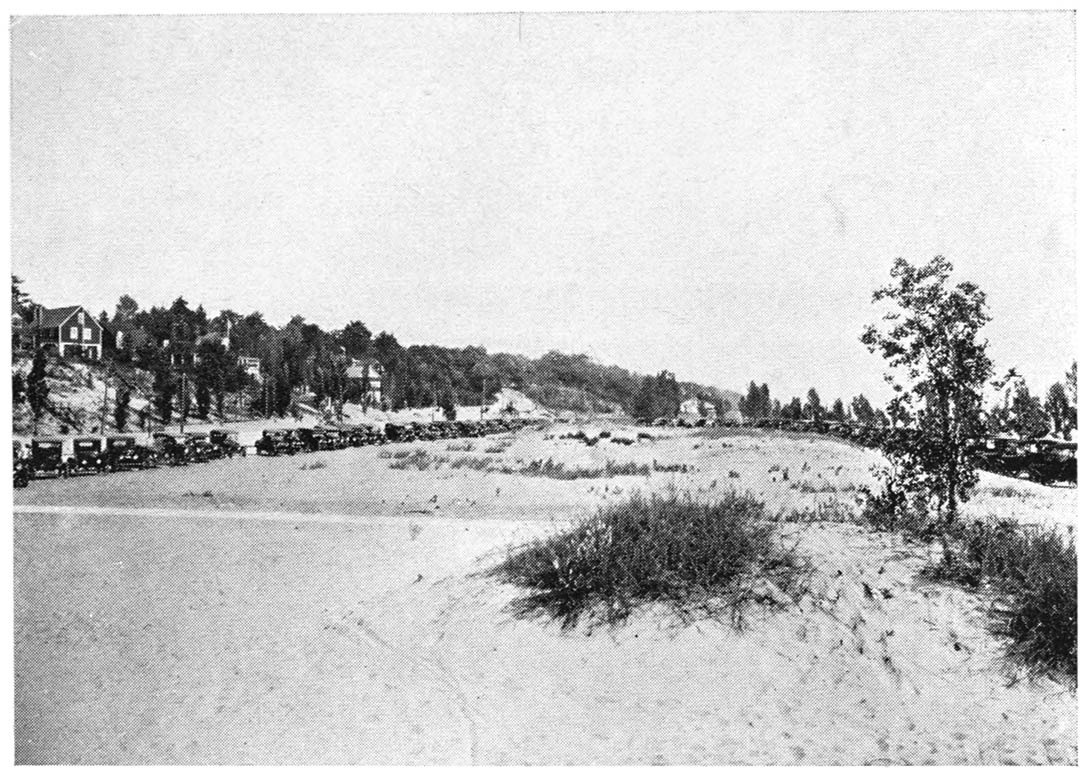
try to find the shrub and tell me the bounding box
[449,455,496,471]
[490,491,803,628]
[300,459,328,470]
[931,520,1076,680]
[387,450,448,471]
[446,441,474,452]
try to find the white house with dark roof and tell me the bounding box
[32,304,103,360]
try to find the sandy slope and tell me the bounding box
[13,424,1077,764]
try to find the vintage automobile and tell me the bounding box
[30,438,67,479]
[106,435,157,471]
[153,433,191,466]
[293,428,322,453]
[315,427,345,450]
[13,441,30,488]
[185,433,215,463]
[255,429,296,456]
[209,429,245,458]
[67,437,108,476]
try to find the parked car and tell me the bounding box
[185,433,215,463]
[316,427,345,450]
[153,433,191,466]
[13,442,29,488]
[67,437,107,476]
[293,428,321,453]
[255,430,296,456]
[106,435,157,471]
[30,438,66,479]
[209,429,245,458]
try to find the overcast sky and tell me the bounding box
[11,12,1076,405]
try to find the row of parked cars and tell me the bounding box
[14,417,540,487]
[13,429,245,487]
[252,418,538,456]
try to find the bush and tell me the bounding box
[932,520,1076,680]
[490,491,803,628]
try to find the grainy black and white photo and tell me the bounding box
[10,10,1077,765]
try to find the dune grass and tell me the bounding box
[931,519,1076,681]
[490,491,804,629]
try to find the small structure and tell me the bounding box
[238,356,262,381]
[679,397,718,423]
[32,304,103,360]
[346,358,383,406]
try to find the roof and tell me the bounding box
[35,305,84,328]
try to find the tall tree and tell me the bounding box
[804,388,823,421]
[27,347,50,433]
[861,255,994,527]
[1044,382,1070,439]
[114,386,131,431]
[851,394,876,424]
[829,398,846,421]
[1009,383,1049,439]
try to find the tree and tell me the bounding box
[803,388,823,421]
[338,321,372,361]
[780,396,803,420]
[27,347,49,433]
[1009,383,1049,439]
[851,394,876,424]
[829,398,846,421]
[1044,382,1071,439]
[114,385,131,431]
[861,255,994,528]
[1066,361,1077,433]
[12,371,26,407]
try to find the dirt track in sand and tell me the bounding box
[14,424,1077,764]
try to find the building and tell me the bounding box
[238,356,262,381]
[679,397,718,423]
[346,359,383,406]
[32,305,103,360]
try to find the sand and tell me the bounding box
[13,422,1077,764]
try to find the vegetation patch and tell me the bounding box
[446,441,475,452]
[984,485,1036,500]
[387,450,449,471]
[490,491,803,629]
[449,455,497,471]
[929,519,1076,681]
[299,459,328,470]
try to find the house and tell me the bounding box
[345,358,383,406]
[679,397,718,423]
[238,356,262,381]
[32,305,103,360]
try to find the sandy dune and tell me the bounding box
[13,423,1077,764]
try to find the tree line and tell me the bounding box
[11,278,731,423]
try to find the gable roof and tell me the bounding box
[35,305,85,329]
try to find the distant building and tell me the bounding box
[238,356,262,381]
[679,397,718,423]
[346,359,383,406]
[32,305,102,360]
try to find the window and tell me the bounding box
[69,326,78,340]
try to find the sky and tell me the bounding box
[10,12,1076,406]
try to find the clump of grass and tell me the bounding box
[484,442,511,454]
[446,441,474,452]
[449,455,497,471]
[796,480,857,494]
[781,498,857,524]
[931,520,1076,680]
[984,485,1036,500]
[507,458,651,479]
[378,449,415,460]
[653,460,694,473]
[299,459,328,470]
[490,491,803,628]
[387,450,449,471]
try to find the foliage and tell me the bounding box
[738,381,772,420]
[12,371,25,407]
[490,491,802,628]
[931,520,1075,681]
[860,255,994,527]
[27,348,49,423]
[113,385,131,431]
[803,388,824,421]
[850,393,877,424]
[633,370,682,419]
